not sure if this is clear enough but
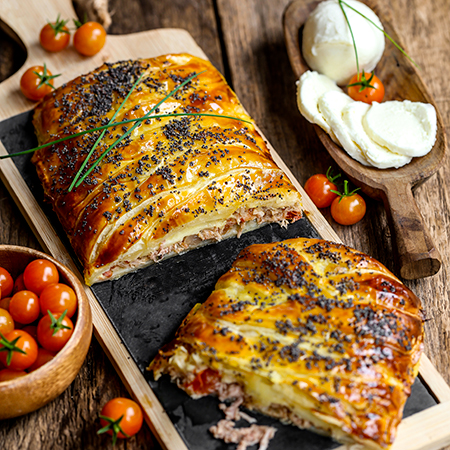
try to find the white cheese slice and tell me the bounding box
[296,71,342,140]
[342,102,412,169]
[363,100,437,157]
[317,91,369,166]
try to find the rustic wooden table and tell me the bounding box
[1,0,449,448]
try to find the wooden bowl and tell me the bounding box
[0,245,92,419]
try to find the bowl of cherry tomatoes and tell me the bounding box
[0,245,92,419]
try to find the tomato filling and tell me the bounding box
[185,368,221,395]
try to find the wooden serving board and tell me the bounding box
[1,1,450,449]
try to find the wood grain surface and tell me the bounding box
[0,0,450,449]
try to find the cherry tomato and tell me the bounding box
[20,64,61,101]
[23,259,59,295]
[304,167,341,208]
[347,71,385,104]
[0,308,14,335]
[40,283,77,318]
[28,347,56,372]
[0,368,27,382]
[98,398,143,445]
[9,290,40,325]
[0,330,38,370]
[40,16,70,52]
[37,311,73,352]
[330,181,366,225]
[13,273,26,294]
[0,267,14,298]
[74,22,106,56]
[0,297,11,312]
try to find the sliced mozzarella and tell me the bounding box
[342,102,412,169]
[363,100,437,157]
[296,71,342,138]
[317,91,369,166]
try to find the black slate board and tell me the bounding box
[0,110,437,450]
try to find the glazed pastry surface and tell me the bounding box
[32,54,302,284]
[150,238,424,450]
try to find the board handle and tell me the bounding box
[384,182,441,279]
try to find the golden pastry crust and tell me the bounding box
[31,54,302,284]
[149,238,424,449]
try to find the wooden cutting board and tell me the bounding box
[1,1,450,449]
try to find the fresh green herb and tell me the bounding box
[33,63,61,89]
[68,73,144,191]
[0,113,251,161]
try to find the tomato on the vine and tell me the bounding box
[0,330,38,370]
[347,71,384,104]
[40,15,70,52]
[9,290,40,325]
[98,398,144,445]
[23,259,59,295]
[20,64,61,101]
[37,310,73,352]
[0,308,14,335]
[0,268,13,298]
[40,283,77,318]
[74,21,106,56]
[330,180,366,225]
[304,167,341,208]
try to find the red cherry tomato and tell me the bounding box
[20,64,61,101]
[0,268,14,298]
[330,181,366,225]
[99,398,143,445]
[40,283,77,318]
[40,16,70,52]
[21,325,38,340]
[347,72,385,104]
[0,308,14,335]
[74,22,106,56]
[0,368,27,382]
[37,311,73,352]
[0,330,38,370]
[304,167,341,208]
[9,290,40,325]
[23,259,59,295]
[13,273,26,295]
[28,347,56,372]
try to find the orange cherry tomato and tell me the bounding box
[99,398,143,445]
[13,273,26,295]
[347,71,385,104]
[39,16,70,52]
[0,267,14,298]
[0,308,14,335]
[20,64,61,101]
[9,290,40,325]
[74,22,106,56]
[304,167,341,208]
[330,181,366,225]
[23,259,59,295]
[28,347,56,372]
[0,368,27,382]
[40,283,77,318]
[0,330,38,370]
[37,311,73,352]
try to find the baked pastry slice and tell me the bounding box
[32,54,302,285]
[149,238,424,450]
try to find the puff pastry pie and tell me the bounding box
[32,54,302,285]
[149,238,424,449]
